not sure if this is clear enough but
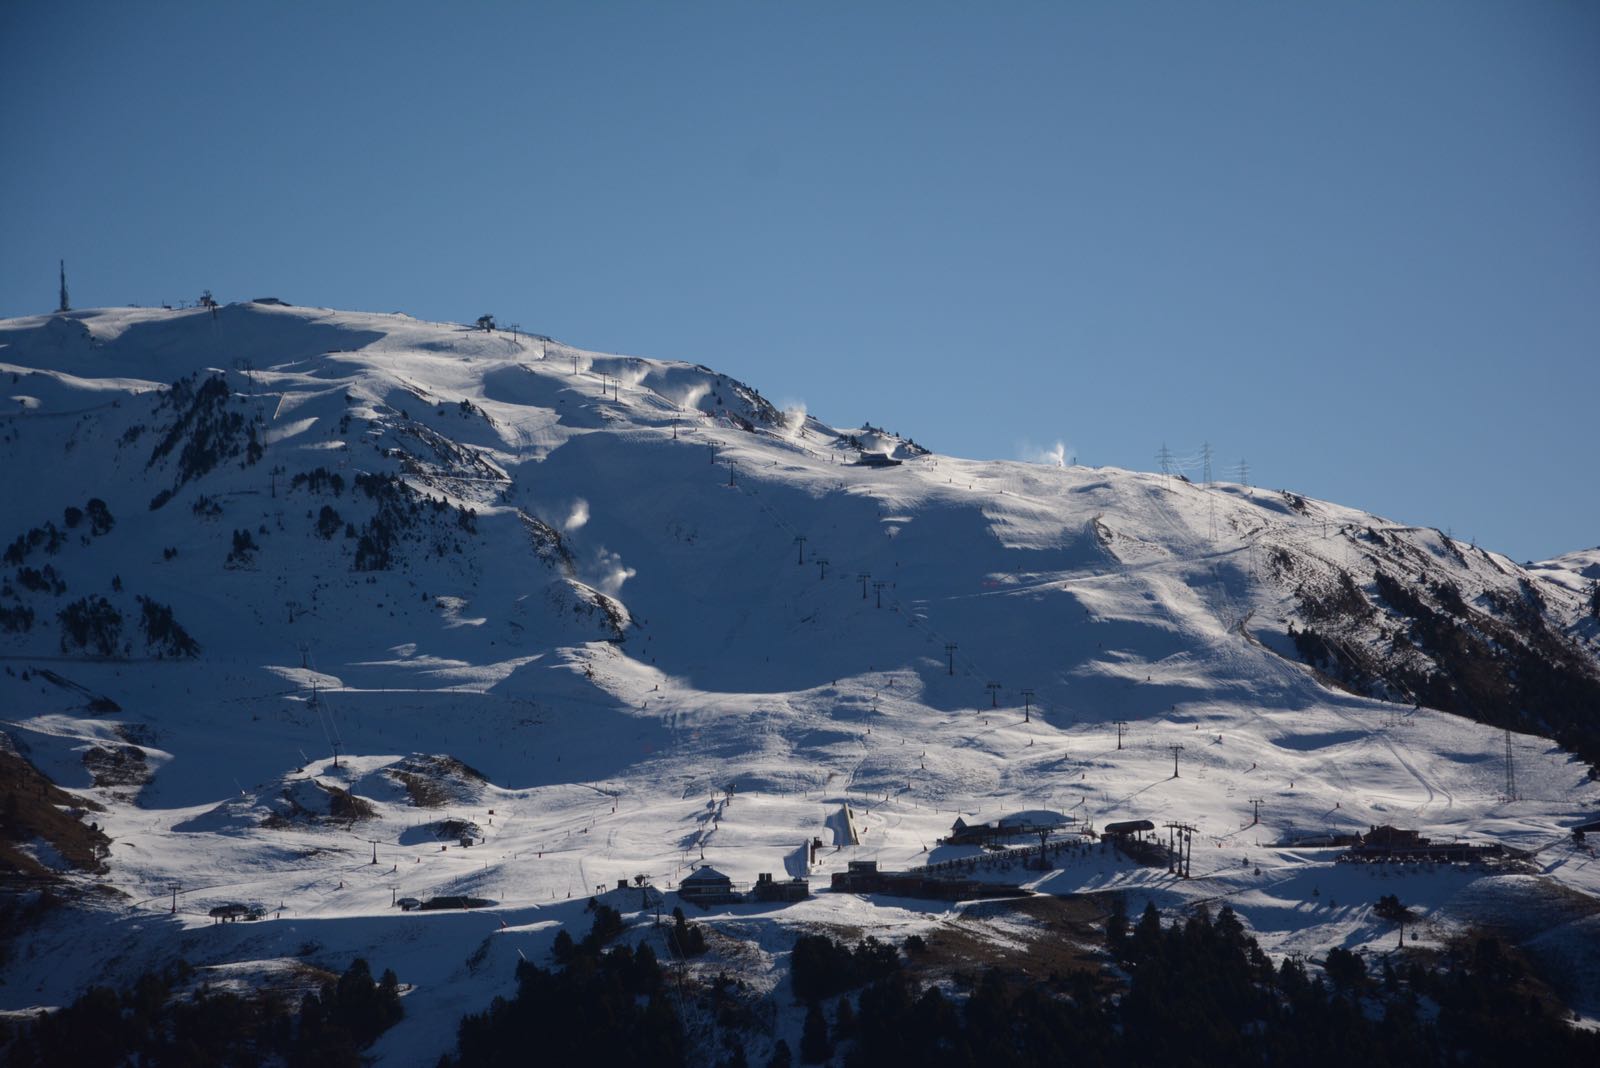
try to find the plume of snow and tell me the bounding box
[563,498,590,533]
[778,398,808,439]
[1018,439,1072,467]
[672,382,711,412]
[594,547,636,596]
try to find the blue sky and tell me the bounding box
[3,1,1595,562]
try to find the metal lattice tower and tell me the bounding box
[58,260,69,314]
[1156,443,1174,489]
[1504,728,1517,802]
[1202,441,1217,542]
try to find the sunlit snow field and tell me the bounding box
[3,304,1598,1059]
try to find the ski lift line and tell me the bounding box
[715,437,1036,721]
[302,648,345,749]
[305,686,336,753]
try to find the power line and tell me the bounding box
[1156,443,1174,490]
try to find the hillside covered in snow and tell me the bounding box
[3,302,1599,1062]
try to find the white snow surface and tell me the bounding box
[3,303,1599,1060]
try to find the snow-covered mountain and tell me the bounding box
[3,302,1599,1059]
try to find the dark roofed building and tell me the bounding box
[830,858,1026,900]
[946,810,1069,845]
[751,872,809,903]
[1340,824,1503,864]
[679,865,738,906]
[1361,825,1428,850]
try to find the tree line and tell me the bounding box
[0,957,401,1067]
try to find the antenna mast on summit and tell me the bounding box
[58,260,70,314]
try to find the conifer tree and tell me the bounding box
[800,1002,830,1064]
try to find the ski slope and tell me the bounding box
[3,302,1598,1060]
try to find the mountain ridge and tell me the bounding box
[3,301,1599,1060]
